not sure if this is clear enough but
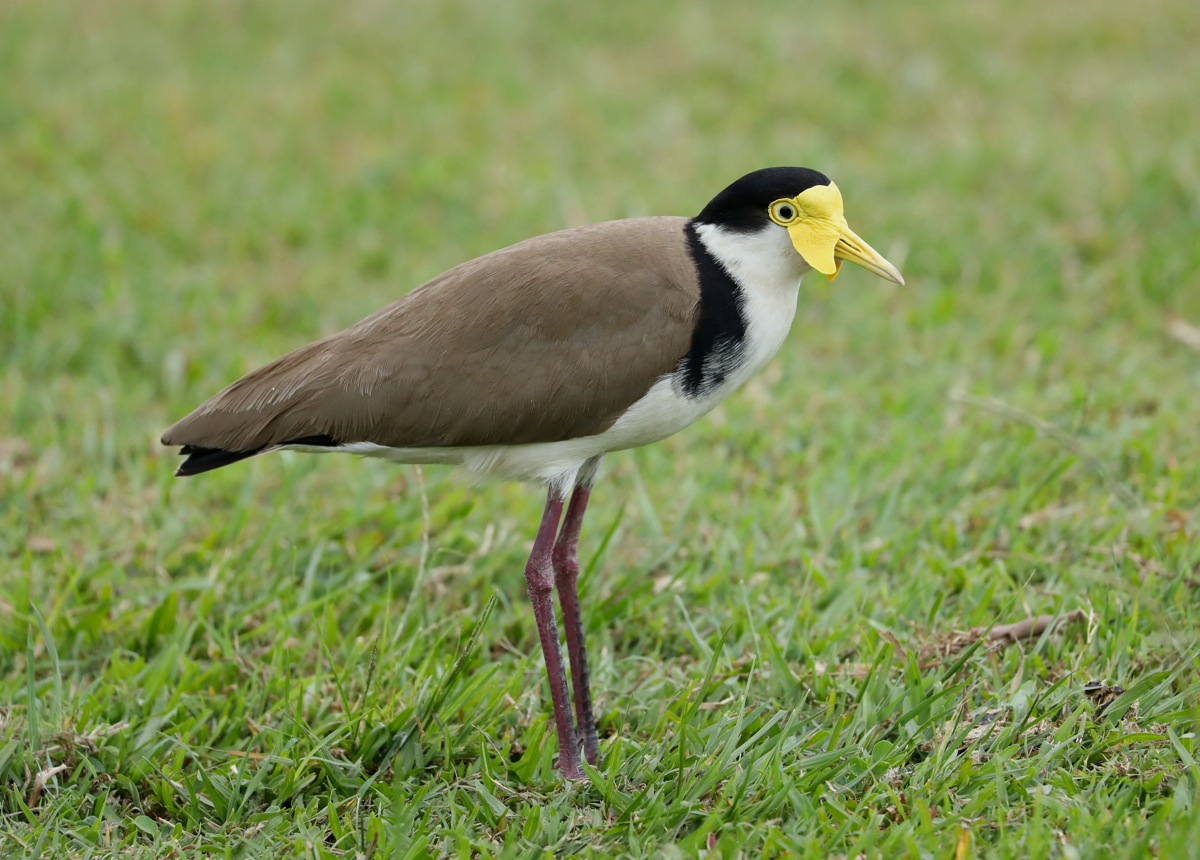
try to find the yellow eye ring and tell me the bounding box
[768,198,800,226]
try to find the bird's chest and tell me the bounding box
[604,281,798,449]
[688,279,799,406]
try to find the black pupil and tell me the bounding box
[779,205,794,220]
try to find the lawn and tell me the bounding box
[3,0,1200,856]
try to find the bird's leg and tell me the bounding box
[523,490,584,780]
[552,479,600,767]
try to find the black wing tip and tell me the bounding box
[174,445,263,477]
[169,435,344,477]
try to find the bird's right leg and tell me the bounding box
[523,489,584,780]
[552,458,602,767]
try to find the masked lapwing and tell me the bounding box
[162,167,904,780]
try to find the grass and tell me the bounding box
[3,0,1200,855]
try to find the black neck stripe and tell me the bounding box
[679,222,748,397]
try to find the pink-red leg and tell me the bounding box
[523,490,584,779]
[553,479,600,767]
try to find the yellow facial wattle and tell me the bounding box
[768,182,905,285]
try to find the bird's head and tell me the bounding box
[695,167,905,285]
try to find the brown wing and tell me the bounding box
[162,217,700,455]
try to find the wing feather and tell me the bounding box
[162,217,700,455]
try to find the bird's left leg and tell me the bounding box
[523,490,583,780]
[552,457,602,767]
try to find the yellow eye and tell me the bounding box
[768,199,800,226]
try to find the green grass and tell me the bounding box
[3,0,1200,855]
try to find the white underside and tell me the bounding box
[284,223,809,492]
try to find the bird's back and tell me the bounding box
[162,217,701,470]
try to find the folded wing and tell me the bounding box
[162,217,700,471]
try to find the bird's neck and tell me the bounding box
[687,220,803,391]
[691,221,810,297]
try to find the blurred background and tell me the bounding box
[2,0,1198,853]
[5,0,1198,556]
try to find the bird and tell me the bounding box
[162,166,904,780]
